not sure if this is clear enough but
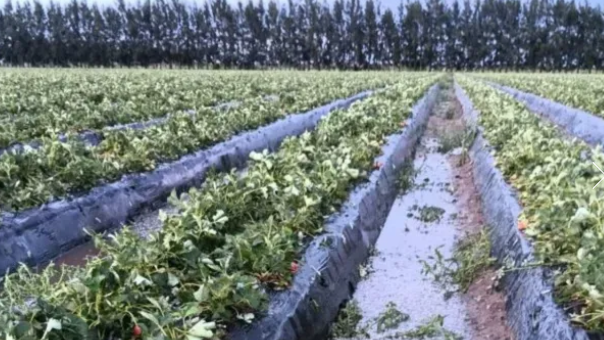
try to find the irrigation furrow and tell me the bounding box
[325,77,512,340]
[0,76,442,340]
[456,77,603,339]
[0,88,376,276]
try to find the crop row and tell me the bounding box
[0,72,408,211]
[0,70,276,147]
[457,75,604,331]
[474,73,604,117]
[0,70,402,148]
[0,75,440,339]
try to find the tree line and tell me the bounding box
[1,0,603,70]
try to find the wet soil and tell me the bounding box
[50,202,178,268]
[346,137,473,339]
[52,242,100,267]
[332,83,513,340]
[444,90,515,340]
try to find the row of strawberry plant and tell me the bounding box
[0,70,396,148]
[474,72,604,118]
[0,70,280,147]
[0,72,407,211]
[457,75,604,331]
[0,74,440,340]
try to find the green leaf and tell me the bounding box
[346,168,360,178]
[134,274,153,287]
[187,320,216,339]
[41,318,62,340]
[140,311,163,331]
[168,273,180,287]
[194,285,209,303]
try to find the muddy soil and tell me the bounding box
[443,88,514,340]
[331,82,513,340]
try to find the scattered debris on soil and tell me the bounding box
[443,78,515,340]
[330,78,473,340]
[377,315,463,340]
[328,76,514,340]
[375,302,410,334]
[330,302,463,340]
[408,204,446,223]
[329,300,370,339]
[420,230,496,293]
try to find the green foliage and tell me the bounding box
[477,73,604,117]
[0,71,406,211]
[420,230,495,293]
[437,126,476,154]
[1,0,604,70]
[375,302,410,334]
[388,315,462,340]
[0,75,442,339]
[330,301,410,338]
[397,161,418,194]
[329,300,369,339]
[458,75,604,331]
[451,231,496,292]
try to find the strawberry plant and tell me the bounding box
[458,75,604,331]
[475,72,604,118]
[0,70,406,148]
[0,74,441,340]
[0,71,416,211]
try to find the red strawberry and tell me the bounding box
[399,121,407,128]
[133,325,142,338]
[518,220,527,231]
[290,262,299,274]
[373,162,383,170]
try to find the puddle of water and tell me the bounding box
[338,137,472,339]
[52,242,100,267]
[49,201,181,269]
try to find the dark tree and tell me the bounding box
[0,0,603,70]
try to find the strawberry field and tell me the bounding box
[0,70,406,211]
[474,72,604,117]
[458,75,604,332]
[5,69,604,340]
[0,70,441,339]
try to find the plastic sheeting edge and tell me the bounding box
[454,82,590,340]
[227,84,440,340]
[0,96,278,156]
[0,90,371,275]
[485,81,604,148]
